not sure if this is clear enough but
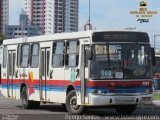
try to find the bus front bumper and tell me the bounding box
[88,94,153,106]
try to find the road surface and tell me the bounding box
[0,93,160,120]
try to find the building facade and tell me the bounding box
[64,0,78,32]
[0,0,9,34]
[5,14,41,39]
[0,0,1,33]
[22,0,78,34]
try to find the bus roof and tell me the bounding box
[2,30,148,45]
[3,31,92,45]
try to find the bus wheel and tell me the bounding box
[66,90,84,115]
[115,105,137,115]
[21,87,40,109]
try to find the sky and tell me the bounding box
[9,0,160,47]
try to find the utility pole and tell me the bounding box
[89,0,90,26]
[84,0,92,31]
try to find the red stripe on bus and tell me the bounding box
[88,80,152,87]
[1,78,152,87]
[1,79,81,86]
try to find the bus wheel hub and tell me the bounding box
[70,96,79,110]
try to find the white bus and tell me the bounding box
[0,31,155,115]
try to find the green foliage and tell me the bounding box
[0,33,5,41]
[153,92,160,101]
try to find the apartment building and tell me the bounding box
[22,0,78,34]
[0,0,9,34]
[5,14,41,39]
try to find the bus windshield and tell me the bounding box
[90,44,151,79]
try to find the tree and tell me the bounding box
[0,33,5,45]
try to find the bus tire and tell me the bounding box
[66,90,84,115]
[115,105,137,115]
[21,87,40,109]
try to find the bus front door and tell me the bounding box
[80,45,89,104]
[40,48,50,101]
[7,51,16,98]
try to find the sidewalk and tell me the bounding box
[137,99,160,110]
[152,100,160,104]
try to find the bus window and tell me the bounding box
[3,46,7,68]
[68,41,79,67]
[84,46,90,67]
[13,53,16,75]
[8,53,12,75]
[17,45,21,67]
[47,51,50,76]
[109,45,122,68]
[52,41,65,67]
[90,44,150,79]
[20,44,30,68]
[30,43,39,68]
[0,47,2,65]
[41,51,45,76]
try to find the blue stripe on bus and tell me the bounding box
[88,87,152,93]
[1,84,152,94]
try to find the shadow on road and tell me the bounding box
[15,102,160,116]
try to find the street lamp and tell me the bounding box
[154,35,160,49]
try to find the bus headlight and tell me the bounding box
[98,90,102,94]
[91,90,103,95]
[142,89,152,94]
[91,90,96,94]
[145,89,150,93]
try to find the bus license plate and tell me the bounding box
[115,97,135,104]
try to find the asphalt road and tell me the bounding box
[0,93,160,120]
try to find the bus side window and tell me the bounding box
[84,46,90,67]
[68,41,79,67]
[17,45,21,67]
[20,44,30,68]
[3,46,7,68]
[52,41,65,67]
[8,53,12,76]
[30,43,39,68]
[65,42,69,66]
